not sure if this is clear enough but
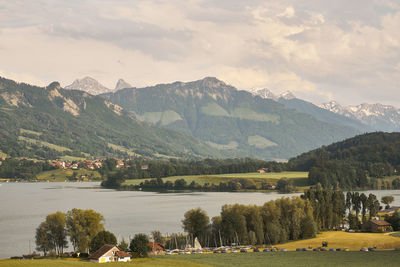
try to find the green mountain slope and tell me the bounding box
[288,132,400,188]
[0,77,223,159]
[101,77,360,160]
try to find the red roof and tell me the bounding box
[149,242,164,251]
[89,244,116,259]
[115,251,131,258]
[370,220,391,226]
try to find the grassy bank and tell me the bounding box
[3,251,400,267]
[36,169,101,182]
[123,171,309,189]
[275,231,400,251]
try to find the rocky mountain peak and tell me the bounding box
[65,77,111,95]
[251,88,278,101]
[46,81,61,90]
[115,79,132,91]
[279,91,296,100]
[200,77,226,88]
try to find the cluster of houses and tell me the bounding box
[50,159,137,171]
[50,159,103,170]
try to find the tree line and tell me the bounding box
[179,188,386,248]
[117,177,294,193]
[288,132,400,189]
[101,157,284,188]
[0,158,56,179]
[34,209,153,258]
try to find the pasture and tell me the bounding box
[275,231,400,251]
[3,251,400,267]
[123,171,309,189]
[37,169,101,182]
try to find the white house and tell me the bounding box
[89,244,131,263]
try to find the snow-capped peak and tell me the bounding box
[251,88,278,101]
[279,91,296,100]
[319,100,400,129]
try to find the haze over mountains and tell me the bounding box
[2,75,399,161]
[0,77,223,159]
[251,88,400,132]
[101,77,360,160]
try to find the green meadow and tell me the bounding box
[123,171,309,189]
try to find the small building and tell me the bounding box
[89,244,131,263]
[149,242,165,255]
[141,165,149,170]
[257,168,269,173]
[362,220,392,233]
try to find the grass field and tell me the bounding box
[123,171,309,189]
[36,169,101,182]
[18,136,71,152]
[275,231,400,250]
[3,252,400,267]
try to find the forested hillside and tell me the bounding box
[0,77,223,159]
[288,132,400,188]
[102,77,360,160]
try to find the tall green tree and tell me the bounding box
[45,212,68,255]
[182,208,210,246]
[35,221,53,256]
[381,195,395,209]
[89,230,117,253]
[129,233,151,258]
[66,209,104,253]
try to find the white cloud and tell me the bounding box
[0,0,399,106]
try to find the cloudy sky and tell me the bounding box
[0,0,399,106]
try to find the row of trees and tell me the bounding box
[180,189,389,248]
[101,157,284,188]
[35,209,105,255]
[181,197,318,248]
[35,209,157,258]
[0,158,56,179]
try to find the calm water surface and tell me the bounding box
[1,182,400,258]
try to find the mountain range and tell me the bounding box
[101,77,360,160]
[251,88,400,132]
[0,77,223,159]
[2,75,398,161]
[318,101,400,132]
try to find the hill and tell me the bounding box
[101,77,360,160]
[288,132,400,188]
[0,77,224,159]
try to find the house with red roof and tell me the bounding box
[89,244,131,263]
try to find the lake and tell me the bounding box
[1,182,400,259]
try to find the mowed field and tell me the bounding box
[36,169,101,182]
[275,231,400,251]
[123,171,309,188]
[3,252,400,267]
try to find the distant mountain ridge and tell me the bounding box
[319,101,400,131]
[101,77,360,160]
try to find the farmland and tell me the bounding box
[36,169,101,182]
[275,231,400,251]
[2,251,400,267]
[123,171,309,189]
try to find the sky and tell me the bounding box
[0,0,400,106]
